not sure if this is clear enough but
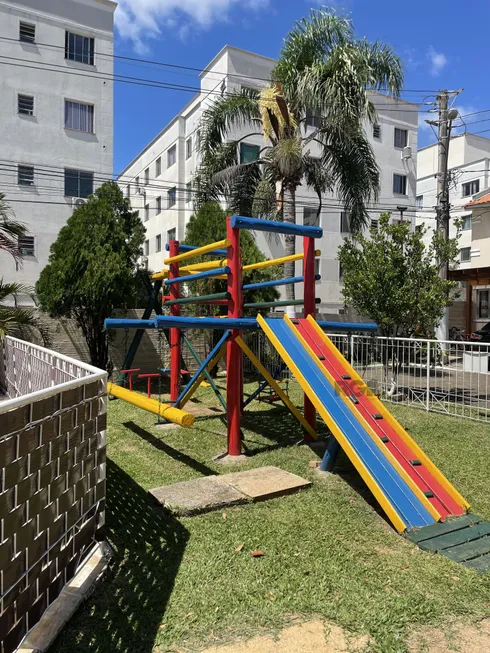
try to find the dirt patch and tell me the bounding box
[198,620,369,653]
[407,618,490,652]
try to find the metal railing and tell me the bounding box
[244,330,490,423]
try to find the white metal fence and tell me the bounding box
[244,331,490,423]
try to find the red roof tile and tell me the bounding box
[465,192,490,208]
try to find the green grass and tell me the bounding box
[52,381,490,653]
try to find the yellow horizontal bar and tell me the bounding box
[306,316,470,512]
[180,258,228,273]
[236,336,316,439]
[107,382,194,427]
[152,269,170,281]
[243,250,321,272]
[258,314,406,533]
[164,239,231,265]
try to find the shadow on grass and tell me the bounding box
[52,459,189,653]
[123,421,216,476]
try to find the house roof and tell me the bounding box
[465,192,490,208]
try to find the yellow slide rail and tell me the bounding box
[235,336,317,440]
[306,316,470,512]
[107,382,194,427]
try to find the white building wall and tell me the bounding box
[120,46,418,315]
[416,133,490,271]
[0,0,115,291]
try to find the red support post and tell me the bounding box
[226,217,243,456]
[303,236,317,440]
[169,240,181,403]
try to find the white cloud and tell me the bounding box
[115,0,268,53]
[427,46,447,76]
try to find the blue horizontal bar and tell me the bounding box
[164,267,230,286]
[165,243,228,256]
[243,274,321,291]
[104,319,155,329]
[230,215,323,239]
[105,316,377,333]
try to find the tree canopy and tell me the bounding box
[338,214,461,338]
[36,182,145,368]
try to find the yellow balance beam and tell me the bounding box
[243,250,321,272]
[164,239,231,265]
[178,345,226,409]
[236,336,316,440]
[107,382,194,427]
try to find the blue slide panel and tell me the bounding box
[267,320,434,530]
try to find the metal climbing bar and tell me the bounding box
[164,239,231,265]
[175,330,231,407]
[165,243,228,256]
[163,267,230,286]
[243,298,321,309]
[163,292,230,306]
[183,336,227,411]
[231,215,323,239]
[242,250,321,272]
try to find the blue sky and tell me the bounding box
[113,0,490,174]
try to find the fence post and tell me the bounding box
[426,340,431,412]
[349,335,354,366]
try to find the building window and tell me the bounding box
[416,195,423,209]
[303,207,319,227]
[315,259,320,277]
[393,173,407,195]
[373,124,381,140]
[18,94,34,116]
[144,168,149,186]
[462,215,472,231]
[64,169,93,198]
[394,128,408,149]
[240,143,260,164]
[135,176,140,190]
[186,182,192,204]
[460,247,471,262]
[18,165,34,186]
[126,185,130,199]
[478,290,489,319]
[339,264,344,282]
[64,100,94,133]
[168,187,177,208]
[156,157,161,177]
[370,219,378,231]
[156,234,162,253]
[305,108,321,128]
[144,204,150,222]
[186,138,192,160]
[167,145,176,168]
[19,22,35,43]
[144,240,149,256]
[65,31,94,65]
[18,235,35,257]
[340,211,350,233]
[462,180,480,197]
[156,196,162,214]
[167,228,176,243]
[415,224,424,233]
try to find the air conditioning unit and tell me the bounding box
[402,146,412,159]
[72,197,87,208]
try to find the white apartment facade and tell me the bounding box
[0,0,116,293]
[120,46,418,316]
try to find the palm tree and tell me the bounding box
[195,9,403,309]
[0,193,46,341]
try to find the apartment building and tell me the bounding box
[120,45,418,316]
[0,0,116,294]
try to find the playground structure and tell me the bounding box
[104,214,490,563]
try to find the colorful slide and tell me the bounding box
[258,315,470,534]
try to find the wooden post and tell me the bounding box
[303,236,316,440]
[227,217,243,456]
[169,240,181,403]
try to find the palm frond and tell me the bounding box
[0,193,28,262]
[258,85,296,142]
[317,124,379,232]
